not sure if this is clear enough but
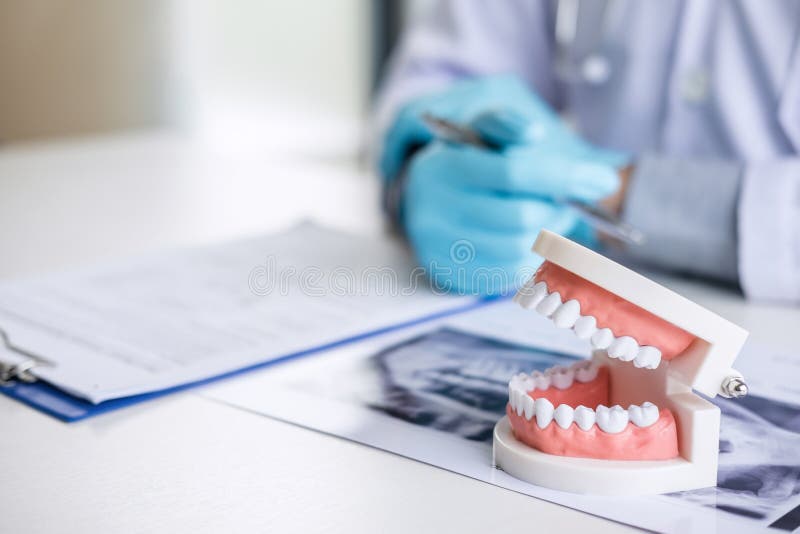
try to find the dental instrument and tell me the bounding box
[421,113,645,246]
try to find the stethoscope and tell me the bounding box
[554,0,617,85]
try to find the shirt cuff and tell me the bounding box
[619,154,743,284]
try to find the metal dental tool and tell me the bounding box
[421,112,646,246]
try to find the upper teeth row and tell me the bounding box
[514,279,662,369]
[508,384,660,433]
[509,361,600,392]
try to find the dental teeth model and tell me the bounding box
[493,230,749,496]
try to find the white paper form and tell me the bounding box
[200,299,800,533]
[0,223,476,403]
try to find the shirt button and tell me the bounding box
[581,54,611,85]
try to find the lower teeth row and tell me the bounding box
[507,389,660,433]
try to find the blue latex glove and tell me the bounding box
[385,75,629,296]
[404,145,621,295]
[380,75,629,183]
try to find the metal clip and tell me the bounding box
[0,328,47,387]
[0,358,37,387]
[720,375,748,399]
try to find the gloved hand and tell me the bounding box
[404,143,621,295]
[380,75,629,183]
[383,75,629,296]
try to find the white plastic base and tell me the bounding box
[492,416,715,496]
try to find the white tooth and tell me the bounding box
[572,361,599,382]
[515,392,525,416]
[595,405,629,434]
[536,292,562,317]
[574,405,596,431]
[512,278,535,305]
[551,299,581,328]
[608,336,639,362]
[628,401,659,427]
[509,382,524,412]
[591,328,614,350]
[516,389,527,411]
[512,287,524,305]
[554,404,575,429]
[573,315,597,340]
[570,360,590,370]
[508,376,518,392]
[519,281,548,310]
[522,395,536,420]
[534,398,554,428]
[634,346,662,369]
[521,376,536,392]
[531,371,550,390]
[549,367,574,390]
[543,365,562,376]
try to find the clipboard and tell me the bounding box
[0,300,494,422]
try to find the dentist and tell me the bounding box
[374,0,799,303]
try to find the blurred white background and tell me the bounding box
[0,1,379,150]
[0,1,439,278]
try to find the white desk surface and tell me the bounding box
[1,131,797,534]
